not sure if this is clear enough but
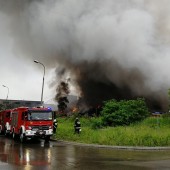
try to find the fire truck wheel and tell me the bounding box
[12,130,16,140]
[0,128,2,135]
[45,136,50,143]
[20,133,25,143]
[20,129,26,143]
[4,127,7,136]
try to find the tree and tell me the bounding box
[168,88,170,111]
[0,104,6,111]
[101,98,150,127]
[0,103,15,111]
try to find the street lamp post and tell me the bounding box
[2,85,9,100]
[34,60,45,106]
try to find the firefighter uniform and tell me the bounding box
[53,119,57,134]
[74,118,81,134]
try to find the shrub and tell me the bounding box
[91,117,103,129]
[162,113,170,118]
[101,98,150,127]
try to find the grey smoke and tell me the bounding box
[0,0,170,110]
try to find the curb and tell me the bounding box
[50,138,170,150]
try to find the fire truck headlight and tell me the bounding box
[49,126,52,129]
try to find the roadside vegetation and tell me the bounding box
[55,116,170,146]
[54,98,170,146]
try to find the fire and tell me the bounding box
[72,107,79,113]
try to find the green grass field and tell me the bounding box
[54,116,170,146]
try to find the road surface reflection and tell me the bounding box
[0,136,170,170]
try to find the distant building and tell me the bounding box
[0,95,79,111]
[0,99,41,108]
[0,99,58,111]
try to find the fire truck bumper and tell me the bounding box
[25,129,53,137]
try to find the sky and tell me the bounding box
[0,0,170,109]
[0,27,57,102]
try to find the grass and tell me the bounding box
[54,116,170,146]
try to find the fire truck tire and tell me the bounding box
[45,136,50,143]
[4,127,7,136]
[12,130,16,140]
[20,133,25,143]
[20,129,26,143]
[0,127,2,134]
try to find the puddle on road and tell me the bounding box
[0,136,170,169]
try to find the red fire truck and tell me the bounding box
[0,109,12,135]
[10,106,53,143]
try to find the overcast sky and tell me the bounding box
[0,51,56,102]
[0,26,56,102]
[1,0,170,108]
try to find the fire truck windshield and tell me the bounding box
[27,111,52,121]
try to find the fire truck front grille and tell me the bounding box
[32,126,49,130]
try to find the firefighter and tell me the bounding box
[74,117,81,134]
[53,119,58,134]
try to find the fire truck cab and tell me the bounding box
[0,109,12,135]
[10,107,53,142]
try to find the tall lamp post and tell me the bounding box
[34,60,45,106]
[2,85,9,100]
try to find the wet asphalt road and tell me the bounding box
[1,136,170,170]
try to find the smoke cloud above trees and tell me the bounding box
[0,0,170,110]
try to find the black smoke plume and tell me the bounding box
[55,81,70,113]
